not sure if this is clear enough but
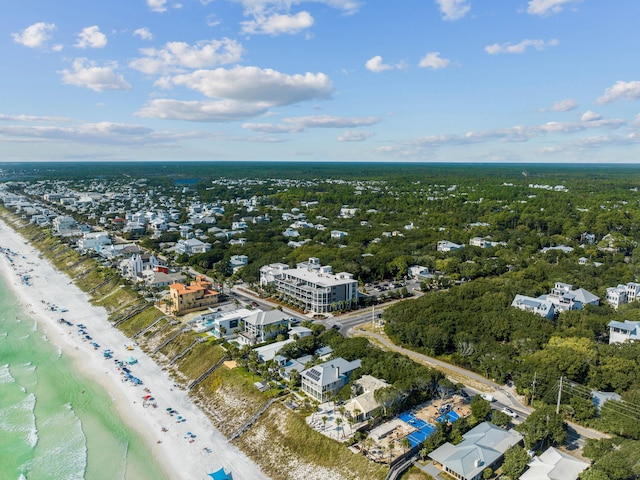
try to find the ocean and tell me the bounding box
[0,275,170,480]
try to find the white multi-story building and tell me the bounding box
[260,257,358,314]
[608,320,640,344]
[52,215,78,234]
[77,232,111,253]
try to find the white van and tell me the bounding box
[480,393,495,402]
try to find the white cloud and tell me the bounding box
[243,115,380,133]
[376,116,626,156]
[11,22,56,48]
[0,121,160,145]
[164,66,333,106]
[136,99,270,121]
[544,98,578,112]
[0,113,71,123]
[365,55,393,73]
[130,38,243,75]
[338,130,374,142]
[134,28,154,41]
[485,38,558,55]
[527,0,579,16]
[597,81,640,104]
[435,0,471,20]
[233,0,361,16]
[581,110,602,122]
[418,52,451,70]
[75,26,107,49]
[147,0,168,12]
[60,58,132,92]
[242,11,314,35]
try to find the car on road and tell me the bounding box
[481,393,495,402]
[501,407,518,418]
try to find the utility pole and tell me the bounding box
[531,371,537,405]
[372,305,375,331]
[556,376,563,415]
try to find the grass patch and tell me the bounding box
[173,341,226,384]
[118,306,165,337]
[236,404,388,480]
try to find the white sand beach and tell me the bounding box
[0,219,270,480]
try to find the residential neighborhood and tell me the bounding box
[2,162,640,480]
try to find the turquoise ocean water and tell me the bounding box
[0,275,170,480]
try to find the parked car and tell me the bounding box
[501,407,518,418]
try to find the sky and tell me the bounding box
[2,0,640,163]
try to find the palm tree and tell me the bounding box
[400,436,411,453]
[321,415,328,431]
[335,417,344,438]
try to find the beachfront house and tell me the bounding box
[428,422,523,480]
[343,375,389,422]
[77,231,111,253]
[236,310,292,346]
[300,357,361,402]
[52,215,78,235]
[189,307,253,338]
[165,276,219,315]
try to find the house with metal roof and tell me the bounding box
[511,295,555,320]
[428,422,523,480]
[301,357,361,402]
[608,320,640,344]
[519,447,589,480]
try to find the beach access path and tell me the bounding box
[0,219,270,480]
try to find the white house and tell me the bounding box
[175,238,211,255]
[330,230,348,239]
[519,447,589,480]
[77,232,111,252]
[511,295,555,320]
[437,240,464,252]
[52,215,78,234]
[229,255,248,273]
[344,375,389,422]
[236,310,292,345]
[608,320,640,344]
[300,357,361,402]
[606,285,628,309]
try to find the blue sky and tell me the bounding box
[2,0,640,163]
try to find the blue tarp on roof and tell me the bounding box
[207,468,232,480]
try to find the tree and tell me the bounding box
[470,395,492,425]
[335,417,344,438]
[501,445,530,479]
[400,436,411,453]
[516,405,567,450]
[490,409,511,428]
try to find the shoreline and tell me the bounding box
[0,218,269,480]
